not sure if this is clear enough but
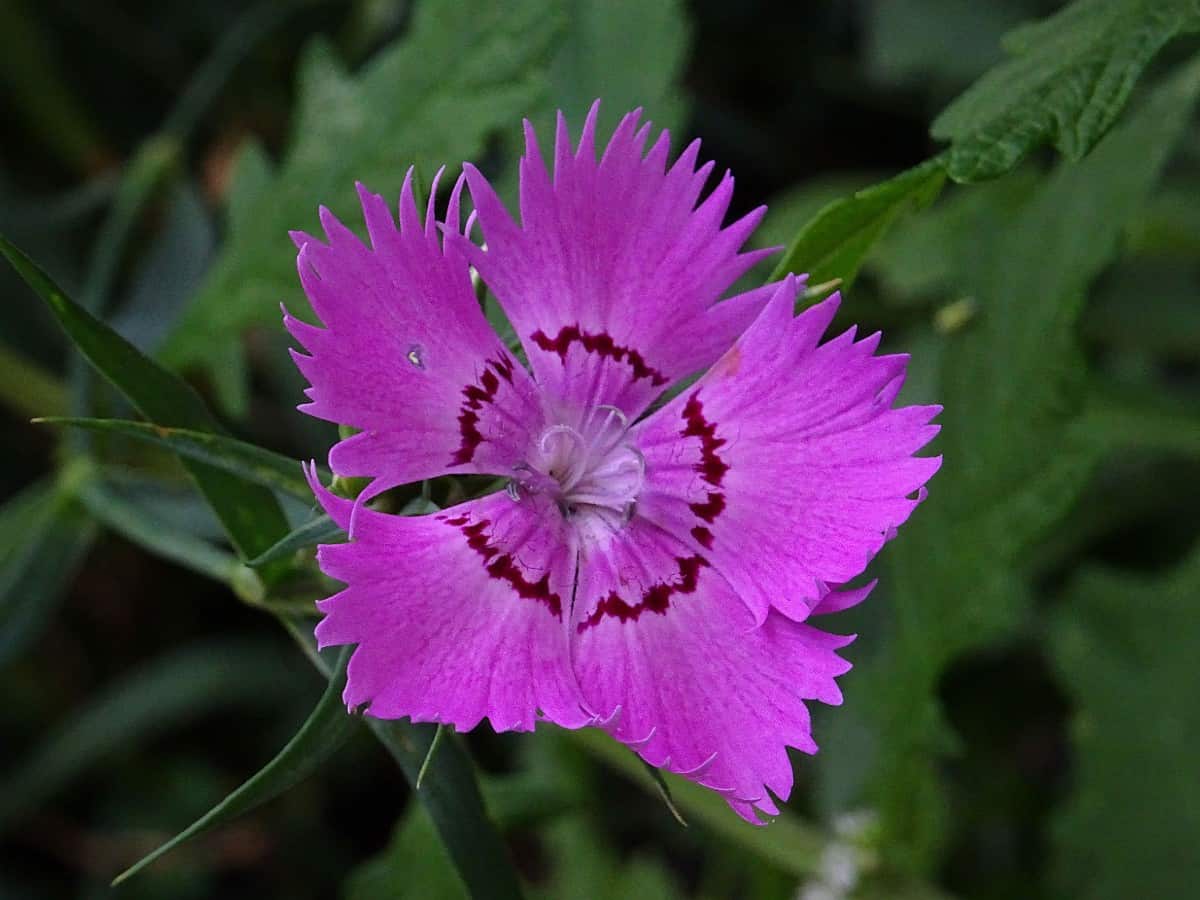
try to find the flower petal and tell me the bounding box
[308,468,590,732]
[630,278,942,625]
[287,170,544,498]
[457,103,780,419]
[570,516,853,822]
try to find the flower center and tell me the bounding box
[509,405,644,526]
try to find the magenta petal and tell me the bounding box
[630,278,941,625]
[455,104,783,419]
[570,517,854,822]
[287,172,545,497]
[308,474,591,732]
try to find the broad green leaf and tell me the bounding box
[161,0,565,375]
[932,0,1200,181]
[1083,261,1200,358]
[36,416,319,500]
[1,237,291,560]
[113,647,356,886]
[537,816,686,900]
[865,0,1034,92]
[544,0,691,132]
[344,801,469,900]
[939,57,1200,525]
[1069,383,1200,459]
[0,474,96,667]
[1050,544,1200,899]
[280,617,526,900]
[767,158,947,292]
[565,728,827,878]
[754,173,881,254]
[868,169,1040,304]
[846,59,1200,872]
[368,721,524,900]
[0,638,299,832]
[490,0,692,212]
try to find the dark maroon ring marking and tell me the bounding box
[441,513,562,618]
[531,325,669,387]
[448,353,515,466]
[577,554,708,631]
[681,392,729,487]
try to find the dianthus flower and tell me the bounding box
[285,104,940,822]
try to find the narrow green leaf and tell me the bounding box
[0,339,66,418]
[767,158,947,291]
[161,0,566,378]
[0,639,298,832]
[76,478,238,583]
[639,758,688,827]
[280,619,525,900]
[246,515,343,568]
[0,235,291,560]
[932,0,1200,181]
[0,473,96,667]
[415,723,448,790]
[35,416,319,500]
[368,722,525,900]
[112,646,356,885]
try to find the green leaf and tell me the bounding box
[545,0,691,132]
[939,57,1200,526]
[767,158,947,291]
[112,647,356,886]
[0,338,67,418]
[931,0,1200,181]
[0,474,96,667]
[344,801,469,900]
[0,638,299,832]
[367,721,525,900]
[35,416,319,500]
[844,58,1200,873]
[161,0,565,376]
[1070,383,1200,459]
[246,514,343,568]
[76,477,239,583]
[868,169,1040,304]
[280,618,526,900]
[538,815,687,900]
[864,0,1032,92]
[1,236,291,561]
[639,757,688,827]
[1050,544,1200,899]
[110,182,214,353]
[565,728,827,878]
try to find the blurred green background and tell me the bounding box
[2,1,1199,898]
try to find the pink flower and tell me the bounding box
[286,104,941,822]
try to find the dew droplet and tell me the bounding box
[406,344,426,369]
[506,481,522,502]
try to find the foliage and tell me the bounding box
[933,0,1200,181]
[4,0,1200,898]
